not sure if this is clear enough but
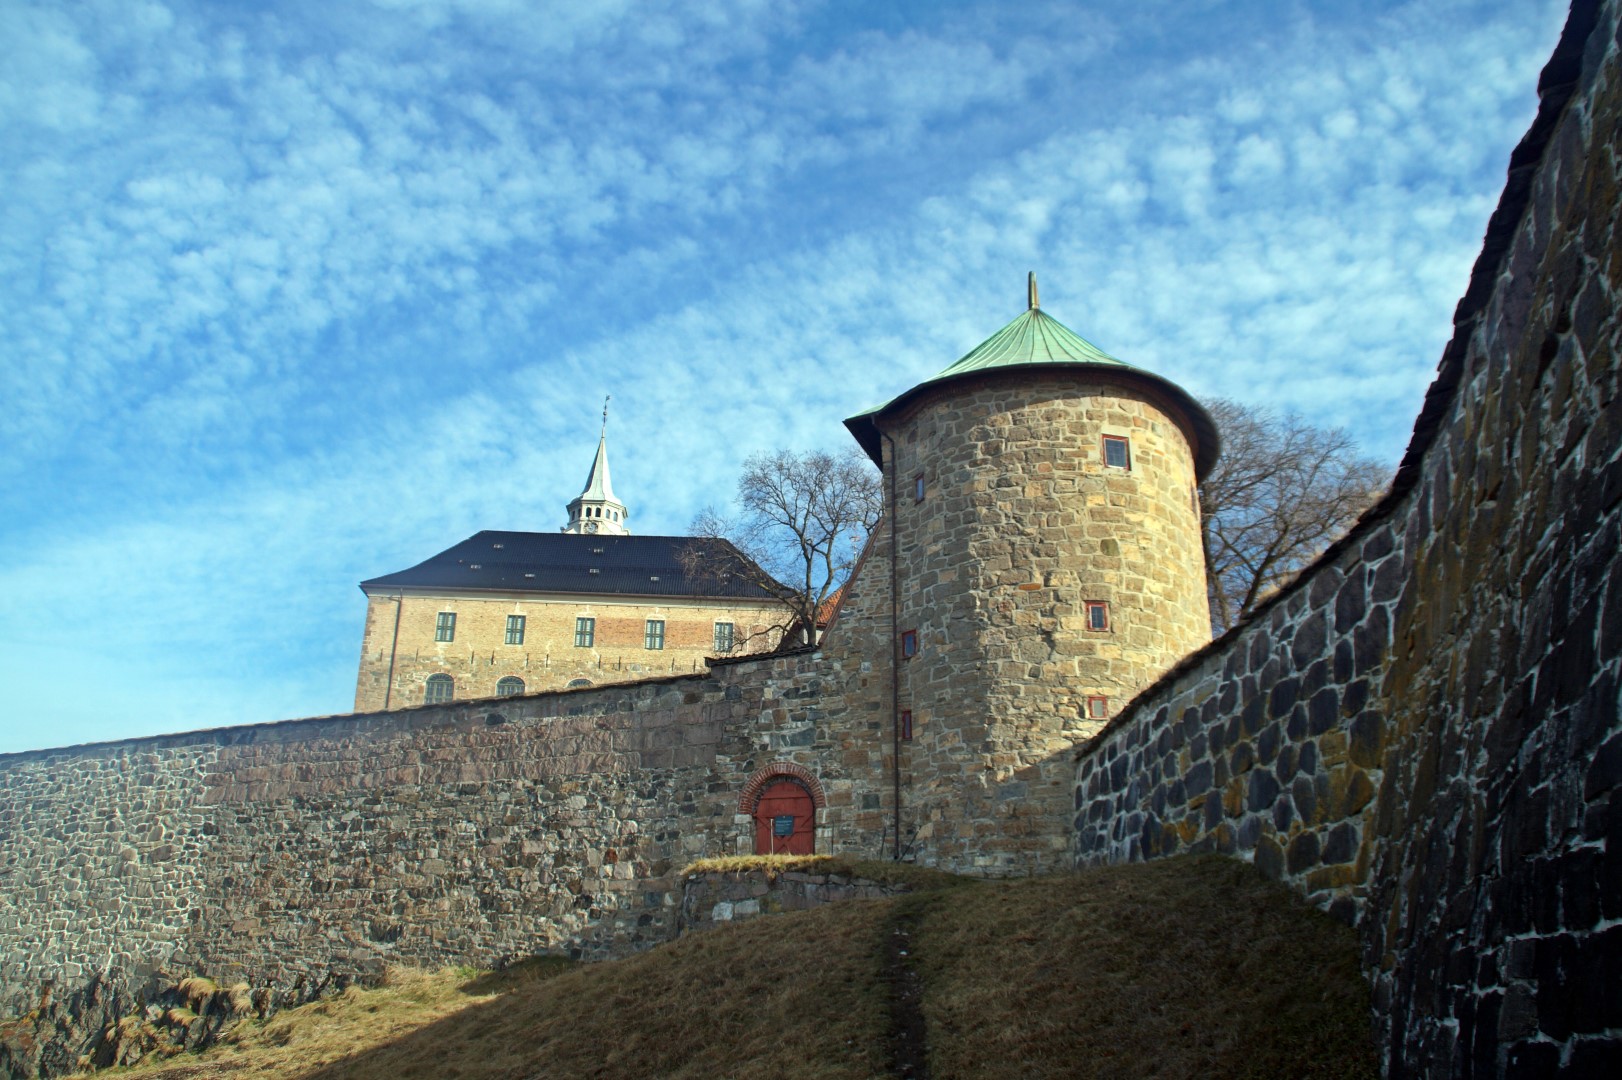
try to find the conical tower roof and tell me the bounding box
[844,275,1218,479]
[576,433,618,504]
[563,398,631,535]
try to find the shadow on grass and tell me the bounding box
[457,955,577,997]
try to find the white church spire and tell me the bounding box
[563,397,630,535]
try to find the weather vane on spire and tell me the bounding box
[602,395,610,435]
[1028,271,1039,311]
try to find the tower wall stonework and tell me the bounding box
[881,374,1209,872]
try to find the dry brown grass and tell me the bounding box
[682,852,840,876]
[78,856,1375,1080]
[70,967,505,1080]
[683,853,965,892]
[913,855,1377,1079]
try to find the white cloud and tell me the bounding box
[0,0,1571,752]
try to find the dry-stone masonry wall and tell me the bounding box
[1074,2,1621,1074]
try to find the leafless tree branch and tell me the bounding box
[682,447,883,648]
[1199,398,1390,632]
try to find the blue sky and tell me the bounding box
[0,0,1568,753]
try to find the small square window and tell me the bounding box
[645,619,665,650]
[574,617,595,648]
[435,612,456,642]
[505,614,526,645]
[913,474,926,502]
[1102,435,1131,470]
[714,622,735,653]
[900,710,914,741]
[1086,695,1110,720]
[1086,601,1110,631]
[901,629,918,659]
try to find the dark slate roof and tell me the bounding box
[360,531,781,600]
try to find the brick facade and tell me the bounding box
[352,592,780,711]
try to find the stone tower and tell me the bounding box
[563,399,630,535]
[845,275,1217,873]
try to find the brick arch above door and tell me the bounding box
[738,762,826,813]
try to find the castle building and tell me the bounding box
[351,422,785,711]
[3,15,1615,1066]
[847,274,1216,869]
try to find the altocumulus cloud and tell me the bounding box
[0,0,1568,751]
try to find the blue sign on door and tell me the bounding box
[773,815,796,837]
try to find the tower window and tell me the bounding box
[913,474,926,502]
[714,622,735,653]
[1102,435,1131,470]
[496,676,525,697]
[574,617,595,648]
[1086,695,1110,720]
[900,710,914,741]
[505,615,526,645]
[425,673,454,704]
[901,629,918,659]
[645,619,666,650]
[434,612,456,642]
[1086,602,1110,631]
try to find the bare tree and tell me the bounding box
[685,447,883,648]
[1200,398,1390,633]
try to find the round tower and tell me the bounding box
[845,275,1217,873]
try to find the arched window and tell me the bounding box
[424,673,454,704]
[496,676,525,697]
[565,678,593,689]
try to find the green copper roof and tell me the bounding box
[844,275,1220,479]
[934,306,1128,376]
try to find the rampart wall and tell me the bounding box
[1074,2,1621,1073]
[0,536,897,1038]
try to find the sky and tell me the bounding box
[0,0,1570,753]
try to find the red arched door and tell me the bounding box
[753,779,815,855]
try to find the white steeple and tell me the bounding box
[563,397,631,535]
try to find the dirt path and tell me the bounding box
[882,902,930,1079]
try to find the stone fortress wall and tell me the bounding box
[1073,1,1621,1073]
[0,4,1617,1075]
[0,517,903,1033]
[352,591,779,711]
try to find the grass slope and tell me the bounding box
[80,856,1375,1079]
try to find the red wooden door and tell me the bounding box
[753,779,815,855]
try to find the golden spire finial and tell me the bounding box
[1028,271,1039,311]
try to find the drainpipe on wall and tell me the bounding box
[883,431,902,861]
[382,591,404,710]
